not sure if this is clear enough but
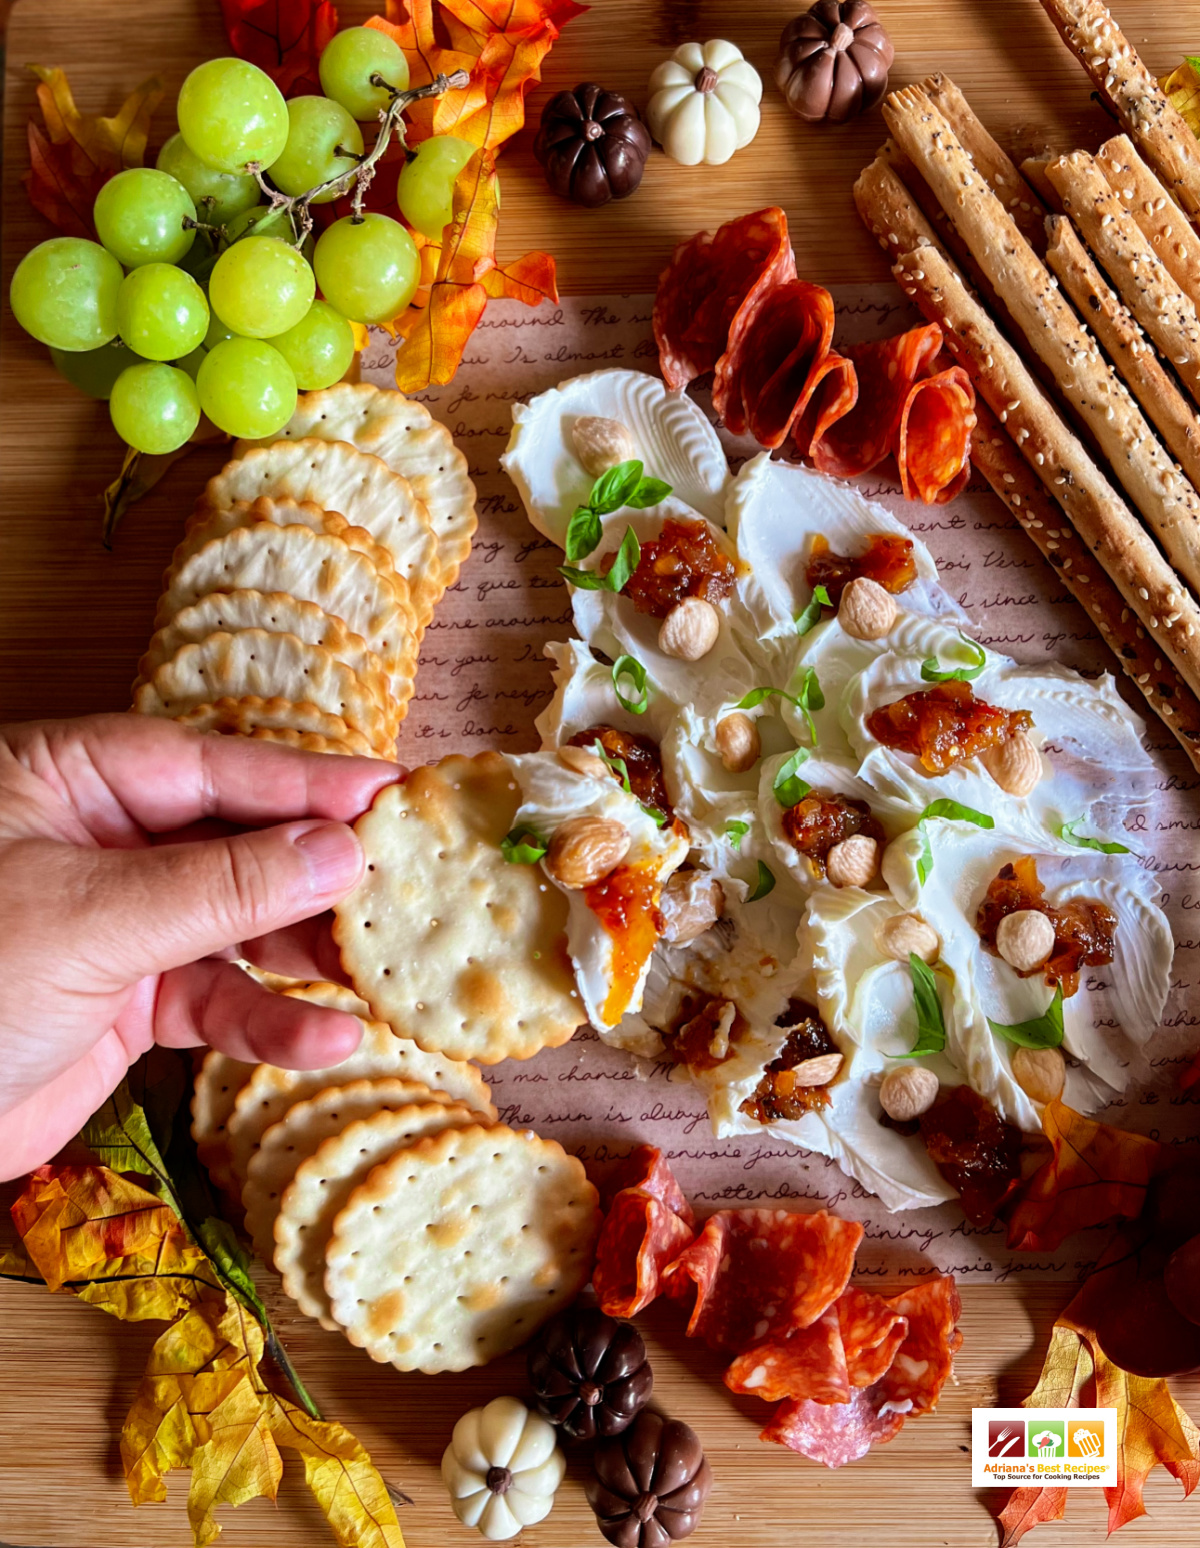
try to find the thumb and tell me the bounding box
[80,819,364,980]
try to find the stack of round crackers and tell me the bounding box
[193,978,600,1372]
[133,382,475,759]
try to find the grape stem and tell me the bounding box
[245,69,470,249]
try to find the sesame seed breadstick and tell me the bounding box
[1045,150,1200,412]
[892,242,1200,699]
[1096,134,1200,313]
[883,84,1200,597]
[918,73,1048,252]
[1021,159,1064,214]
[970,393,1200,770]
[854,155,945,260]
[1045,213,1200,493]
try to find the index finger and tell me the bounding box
[5,713,404,835]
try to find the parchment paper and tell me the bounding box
[360,288,1200,1282]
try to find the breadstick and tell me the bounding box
[918,73,1047,252]
[854,156,945,262]
[891,242,1200,698]
[1046,150,1200,411]
[883,84,1200,597]
[971,394,1200,770]
[1096,134,1200,312]
[1036,0,1200,220]
[1021,158,1064,214]
[1045,214,1200,492]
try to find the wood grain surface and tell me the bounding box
[3,2,1200,1546]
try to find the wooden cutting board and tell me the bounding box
[3,2,1200,1546]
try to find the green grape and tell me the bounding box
[177,230,220,283]
[268,299,355,389]
[93,168,196,268]
[397,135,475,241]
[49,341,140,400]
[177,58,289,175]
[268,96,364,201]
[177,314,237,379]
[109,362,200,454]
[318,26,409,121]
[157,132,260,226]
[313,213,418,324]
[209,235,315,338]
[197,336,297,438]
[9,237,123,351]
[116,263,209,361]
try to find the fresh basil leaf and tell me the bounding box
[920,631,987,683]
[559,525,641,592]
[905,954,947,1056]
[794,583,832,636]
[613,653,649,714]
[558,562,609,589]
[1057,818,1131,855]
[589,459,644,515]
[915,799,995,886]
[640,802,669,828]
[564,503,603,562]
[988,984,1065,1049]
[736,672,823,743]
[725,819,750,851]
[501,825,548,864]
[628,475,672,509]
[590,740,632,794]
[748,861,776,901]
[773,748,811,808]
[736,686,785,711]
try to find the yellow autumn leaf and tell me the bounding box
[1160,59,1200,139]
[269,1396,406,1548]
[185,1373,282,1547]
[29,65,162,170]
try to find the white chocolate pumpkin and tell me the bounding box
[647,39,763,167]
[441,1396,566,1540]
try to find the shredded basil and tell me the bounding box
[905,954,947,1056]
[920,631,987,683]
[988,984,1065,1049]
[612,653,649,715]
[794,584,832,636]
[725,819,750,851]
[747,861,776,901]
[915,798,995,886]
[501,826,548,864]
[773,748,812,808]
[1056,818,1131,855]
[736,669,824,743]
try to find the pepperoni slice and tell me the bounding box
[724,1304,851,1405]
[760,1388,907,1468]
[714,280,837,447]
[898,361,976,504]
[653,208,796,390]
[810,322,945,479]
[661,1208,863,1352]
[874,1276,963,1416]
[593,1146,696,1319]
[837,1286,910,1389]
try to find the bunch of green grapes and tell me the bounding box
[9,33,478,457]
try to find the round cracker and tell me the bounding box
[242,1077,457,1268]
[133,629,393,753]
[324,1124,599,1372]
[195,440,439,629]
[241,727,357,754]
[174,496,397,586]
[275,1099,483,1328]
[333,751,585,1064]
[238,383,476,589]
[191,1050,257,1197]
[173,697,381,758]
[225,980,497,1182]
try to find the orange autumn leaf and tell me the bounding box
[25,66,163,237]
[998,1485,1069,1545]
[392,146,556,390]
[1005,1099,1163,1252]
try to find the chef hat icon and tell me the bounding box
[1032,1429,1063,1456]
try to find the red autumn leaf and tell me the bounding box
[1005,1099,1164,1252]
[221,0,339,98]
[24,67,163,237]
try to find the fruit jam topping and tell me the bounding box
[568,724,674,822]
[782,791,885,875]
[739,1001,840,1124]
[976,854,1118,998]
[612,515,737,619]
[584,861,663,1027]
[805,532,918,605]
[920,1085,1023,1226]
[866,680,1033,775]
[668,996,741,1074]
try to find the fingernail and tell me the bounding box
[292,821,362,897]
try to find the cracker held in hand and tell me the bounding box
[196,440,440,629]
[238,383,477,589]
[225,979,497,1182]
[174,696,377,757]
[334,751,585,1064]
[324,1124,600,1372]
[276,1100,483,1329]
[191,1051,256,1198]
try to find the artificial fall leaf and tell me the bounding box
[11,1164,220,1320]
[1005,1099,1163,1252]
[1161,58,1200,140]
[25,67,162,237]
[186,1374,283,1547]
[268,1397,406,1548]
[998,1486,1069,1546]
[392,146,556,390]
[221,0,339,98]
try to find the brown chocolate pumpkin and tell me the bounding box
[534,83,651,207]
[776,1,895,124]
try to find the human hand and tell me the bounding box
[0,714,402,1181]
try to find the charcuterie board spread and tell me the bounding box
[4,2,1200,1547]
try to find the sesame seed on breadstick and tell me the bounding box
[883,83,1200,598]
[1096,134,1200,315]
[1037,0,1200,221]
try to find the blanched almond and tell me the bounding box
[658,598,720,660]
[839,577,898,640]
[826,834,879,888]
[571,415,636,476]
[879,1065,939,1121]
[714,711,760,772]
[660,871,724,945]
[996,908,1056,972]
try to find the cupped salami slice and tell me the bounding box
[761,1387,907,1468]
[724,1304,851,1406]
[791,352,859,460]
[593,1145,696,1320]
[810,321,945,478]
[653,207,796,390]
[898,360,976,504]
[874,1275,962,1415]
[838,1285,910,1390]
[717,280,838,447]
